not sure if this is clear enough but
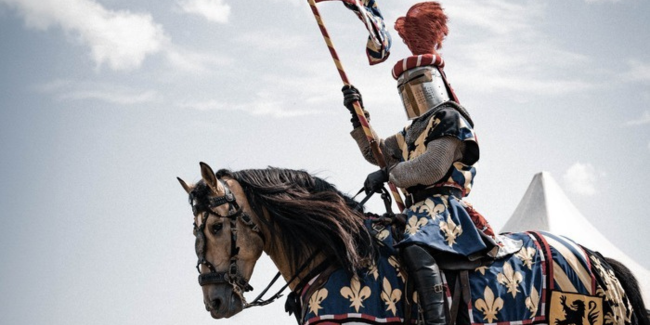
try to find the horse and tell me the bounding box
[177,162,649,325]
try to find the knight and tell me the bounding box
[342,2,497,324]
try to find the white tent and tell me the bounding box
[501,171,650,302]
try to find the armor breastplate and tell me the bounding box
[397,66,450,120]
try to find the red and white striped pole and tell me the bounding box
[307,0,405,211]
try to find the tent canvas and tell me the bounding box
[500,171,650,302]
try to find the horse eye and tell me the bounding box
[210,223,223,235]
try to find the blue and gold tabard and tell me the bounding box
[393,104,485,256]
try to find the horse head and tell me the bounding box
[178,162,265,319]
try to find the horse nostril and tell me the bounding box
[211,298,222,311]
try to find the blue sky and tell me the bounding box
[0,0,649,324]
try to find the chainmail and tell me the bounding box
[351,128,463,189]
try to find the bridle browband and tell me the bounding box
[189,177,321,309]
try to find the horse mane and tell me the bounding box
[216,167,376,276]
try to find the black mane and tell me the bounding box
[217,167,375,276]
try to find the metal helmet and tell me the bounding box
[397,66,450,120]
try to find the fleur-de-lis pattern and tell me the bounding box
[309,288,328,316]
[388,255,404,281]
[299,222,416,324]
[475,286,504,323]
[525,287,539,319]
[497,261,524,298]
[439,215,463,246]
[516,247,536,270]
[394,107,485,258]
[405,215,428,235]
[300,225,631,325]
[380,277,402,316]
[464,232,632,325]
[367,262,379,280]
[412,197,447,218]
[340,276,371,313]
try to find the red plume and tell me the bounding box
[394,2,448,55]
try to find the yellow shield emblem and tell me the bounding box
[549,291,604,325]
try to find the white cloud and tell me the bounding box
[584,0,621,3]
[165,46,232,73]
[58,89,158,105]
[0,0,168,71]
[562,162,601,196]
[626,111,650,126]
[178,93,322,118]
[622,59,650,82]
[177,0,230,23]
[36,79,159,105]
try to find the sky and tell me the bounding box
[0,0,649,324]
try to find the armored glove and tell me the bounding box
[342,85,369,128]
[364,168,389,194]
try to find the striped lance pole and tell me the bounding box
[307,0,405,211]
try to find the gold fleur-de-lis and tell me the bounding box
[309,288,328,316]
[380,277,402,316]
[388,255,405,281]
[475,266,489,275]
[368,262,379,280]
[405,215,428,235]
[475,286,504,323]
[340,276,371,313]
[515,247,536,270]
[525,287,539,318]
[497,262,523,298]
[413,198,446,218]
[439,216,463,246]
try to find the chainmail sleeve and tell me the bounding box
[388,136,463,189]
[350,127,402,168]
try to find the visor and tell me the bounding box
[397,66,449,120]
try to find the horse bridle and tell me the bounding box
[190,179,261,303]
[190,178,316,309]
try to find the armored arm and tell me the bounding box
[388,136,463,189]
[350,127,402,168]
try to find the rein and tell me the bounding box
[190,178,323,309]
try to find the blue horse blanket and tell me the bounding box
[298,227,633,325]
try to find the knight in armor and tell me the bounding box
[342,2,496,325]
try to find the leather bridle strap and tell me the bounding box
[245,249,322,309]
[193,179,255,294]
[191,177,324,311]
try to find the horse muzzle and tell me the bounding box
[204,285,243,319]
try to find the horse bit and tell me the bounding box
[189,178,290,309]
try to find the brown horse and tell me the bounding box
[178,162,650,325]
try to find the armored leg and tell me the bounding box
[402,244,447,325]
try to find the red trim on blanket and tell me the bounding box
[304,314,406,325]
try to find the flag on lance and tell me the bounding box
[316,0,392,65]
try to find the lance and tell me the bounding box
[306,0,406,211]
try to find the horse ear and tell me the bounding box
[177,177,192,194]
[199,162,220,193]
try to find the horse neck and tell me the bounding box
[266,245,327,292]
[258,209,327,292]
